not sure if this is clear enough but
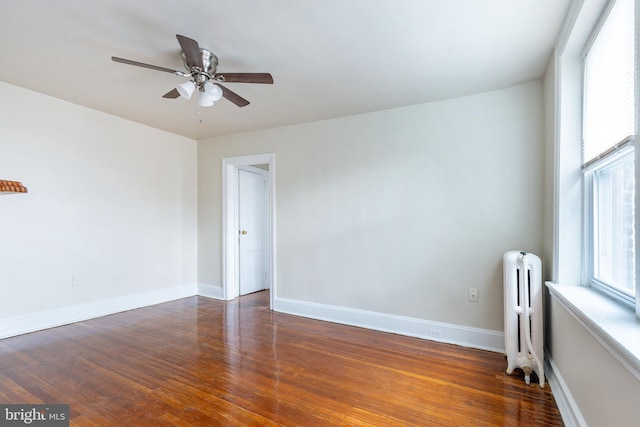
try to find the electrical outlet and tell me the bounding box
[428,329,442,338]
[468,288,479,302]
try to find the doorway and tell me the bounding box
[222,153,275,307]
[238,165,268,295]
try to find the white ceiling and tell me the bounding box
[0,0,570,140]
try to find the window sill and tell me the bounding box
[546,282,640,380]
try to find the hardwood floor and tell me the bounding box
[0,291,563,426]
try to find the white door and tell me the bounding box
[238,168,268,295]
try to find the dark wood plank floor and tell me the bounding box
[0,291,563,426]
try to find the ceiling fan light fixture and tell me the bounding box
[176,81,196,100]
[198,91,215,107]
[204,82,223,102]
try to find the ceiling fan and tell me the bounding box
[111,34,273,107]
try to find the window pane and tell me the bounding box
[583,0,635,162]
[594,151,635,295]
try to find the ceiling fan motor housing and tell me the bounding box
[182,49,218,75]
[182,49,219,89]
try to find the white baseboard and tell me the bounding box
[0,284,198,339]
[545,350,587,427]
[273,297,505,352]
[197,284,225,300]
[2,288,504,355]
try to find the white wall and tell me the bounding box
[199,81,545,334]
[548,297,640,426]
[0,82,197,324]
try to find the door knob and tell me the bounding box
[240,230,248,235]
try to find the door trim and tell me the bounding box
[222,153,275,308]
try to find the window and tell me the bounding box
[583,0,637,303]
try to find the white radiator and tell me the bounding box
[503,251,544,387]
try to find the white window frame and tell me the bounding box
[583,145,636,307]
[581,0,638,312]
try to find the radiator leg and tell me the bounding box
[523,366,532,385]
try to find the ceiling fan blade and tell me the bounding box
[176,34,204,70]
[219,84,250,107]
[162,88,180,99]
[214,73,274,84]
[111,56,181,74]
